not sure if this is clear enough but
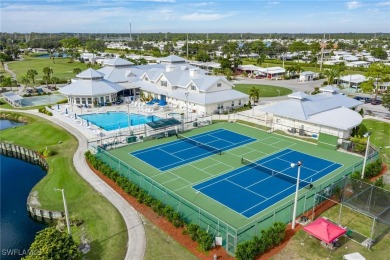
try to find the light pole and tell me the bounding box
[290,161,302,229]
[54,188,71,235]
[185,92,189,127]
[361,132,371,180]
[277,90,280,103]
[127,103,131,136]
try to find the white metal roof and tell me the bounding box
[2,91,23,101]
[307,106,362,130]
[76,68,104,79]
[103,57,134,67]
[340,74,368,84]
[59,78,125,96]
[261,92,363,123]
[136,81,248,105]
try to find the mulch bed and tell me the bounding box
[87,162,235,260]
[370,164,388,182]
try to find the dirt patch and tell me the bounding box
[87,162,235,260]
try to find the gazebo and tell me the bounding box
[59,68,125,107]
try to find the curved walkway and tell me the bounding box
[0,108,146,260]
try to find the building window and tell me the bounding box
[88,98,92,104]
[231,101,234,107]
[217,83,222,87]
[81,98,86,104]
[217,103,223,109]
[191,84,196,91]
[75,98,80,104]
[161,80,167,87]
[238,100,242,106]
[105,96,110,102]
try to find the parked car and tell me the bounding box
[371,99,382,105]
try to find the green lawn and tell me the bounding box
[362,119,390,166]
[6,56,101,83]
[233,84,292,97]
[0,111,127,259]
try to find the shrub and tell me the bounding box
[187,223,200,241]
[373,176,384,187]
[236,222,286,260]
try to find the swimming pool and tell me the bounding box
[79,112,160,131]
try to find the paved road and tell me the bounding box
[0,108,146,260]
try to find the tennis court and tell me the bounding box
[131,129,256,171]
[193,149,342,218]
[102,122,366,254]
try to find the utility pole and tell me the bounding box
[319,33,325,72]
[186,33,189,59]
[129,22,133,41]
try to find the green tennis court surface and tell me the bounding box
[106,122,362,229]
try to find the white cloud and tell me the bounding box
[347,1,362,10]
[190,2,214,7]
[377,1,390,6]
[268,1,280,4]
[180,12,232,21]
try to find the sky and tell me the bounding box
[1,0,389,33]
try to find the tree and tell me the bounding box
[323,68,340,85]
[73,68,82,75]
[27,69,38,84]
[22,227,80,260]
[248,86,260,103]
[365,62,390,98]
[370,47,388,60]
[51,77,60,88]
[42,67,53,87]
[20,75,30,88]
[194,50,211,62]
[60,37,81,62]
[256,54,266,66]
[85,39,106,58]
[382,93,390,111]
[1,76,13,87]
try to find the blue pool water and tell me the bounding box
[79,112,161,131]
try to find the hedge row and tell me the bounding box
[38,108,53,116]
[84,151,214,251]
[235,222,286,260]
[183,223,214,251]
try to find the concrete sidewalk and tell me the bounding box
[1,108,146,260]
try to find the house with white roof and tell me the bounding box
[346,61,370,68]
[135,66,249,115]
[339,74,368,89]
[59,69,125,107]
[261,86,363,140]
[255,67,286,80]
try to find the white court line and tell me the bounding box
[225,179,268,199]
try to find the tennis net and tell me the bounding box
[241,158,312,188]
[177,134,222,155]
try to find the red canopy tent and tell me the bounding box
[303,217,347,244]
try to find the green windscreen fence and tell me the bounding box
[318,133,338,150]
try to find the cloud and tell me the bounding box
[377,1,390,6]
[268,1,280,4]
[189,2,214,7]
[180,12,232,21]
[346,1,362,10]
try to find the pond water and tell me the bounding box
[0,120,47,259]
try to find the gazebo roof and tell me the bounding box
[76,68,104,79]
[303,217,346,243]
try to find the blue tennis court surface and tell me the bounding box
[131,129,256,171]
[193,149,342,218]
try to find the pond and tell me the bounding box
[0,120,47,259]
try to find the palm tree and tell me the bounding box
[20,75,30,89]
[27,69,38,84]
[51,77,60,88]
[323,68,340,85]
[42,67,53,87]
[256,54,266,66]
[248,86,260,104]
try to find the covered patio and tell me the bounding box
[1,92,23,107]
